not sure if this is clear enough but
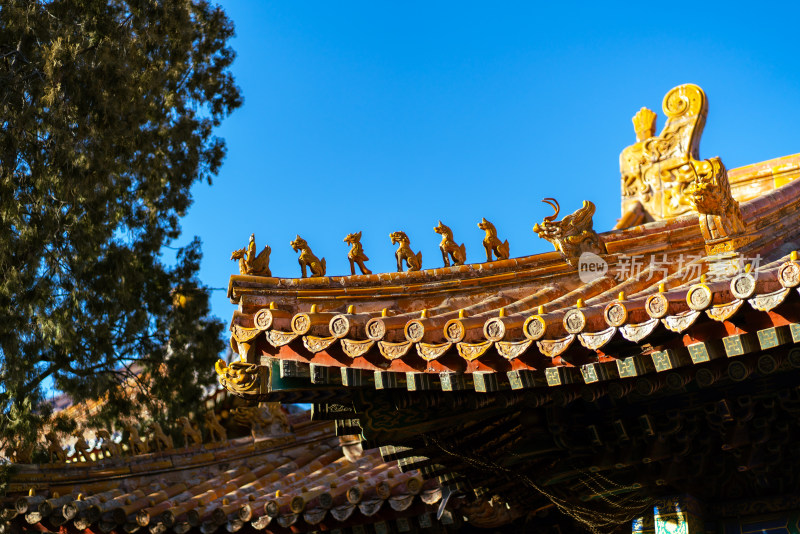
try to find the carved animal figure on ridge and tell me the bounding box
[95,429,121,458]
[122,422,149,455]
[148,422,174,452]
[45,431,67,463]
[71,431,91,462]
[478,218,510,262]
[434,221,466,267]
[231,233,271,276]
[203,411,227,442]
[178,417,203,447]
[390,231,422,272]
[290,235,326,278]
[533,198,606,268]
[686,158,745,241]
[344,231,371,275]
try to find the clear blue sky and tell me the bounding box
[179,1,800,327]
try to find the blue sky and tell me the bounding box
[180,2,800,326]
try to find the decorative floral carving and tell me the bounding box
[706,300,743,322]
[303,335,337,353]
[662,310,701,333]
[620,318,659,343]
[231,324,260,343]
[266,330,298,347]
[378,340,412,360]
[537,334,576,357]
[495,339,533,360]
[578,327,616,350]
[748,288,791,312]
[341,338,374,358]
[457,340,493,361]
[417,342,452,361]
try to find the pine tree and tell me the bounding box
[0,0,242,457]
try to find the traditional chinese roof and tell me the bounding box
[2,415,449,534]
[215,84,800,530]
[222,149,800,398]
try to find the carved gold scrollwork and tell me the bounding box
[266,330,299,347]
[457,340,493,361]
[748,288,791,312]
[578,327,617,350]
[706,300,743,322]
[620,318,660,343]
[303,335,337,353]
[341,338,375,358]
[537,335,576,358]
[378,340,412,360]
[662,310,701,333]
[417,342,452,361]
[495,339,533,360]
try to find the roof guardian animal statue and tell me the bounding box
[434,221,466,267]
[231,233,271,276]
[390,231,422,272]
[344,231,372,275]
[478,218,510,262]
[533,198,606,268]
[290,235,326,278]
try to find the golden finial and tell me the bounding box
[381,308,389,317]
[659,283,666,293]
[745,263,752,273]
[347,305,355,314]
[458,309,467,318]
[28,488,35,497]
[632,107,657,141]
[499,308,506,318]
[276,490,282,498]
[618,291,626,301]
[576,298,584,309]
[310,304,318,313]
[792,251,798,261]
[420,309,428,319]
[700,274,707,283]
[269,301,277,310]
[77,494,84,501]
[537,305,545,315]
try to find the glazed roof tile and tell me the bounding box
[3,418,443,534]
